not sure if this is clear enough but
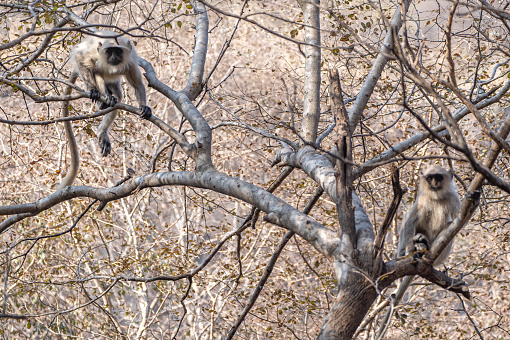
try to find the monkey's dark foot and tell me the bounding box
[466,191,481,201]
[413,233,430,257]
[98,133,112,157]
[105,94,118,107]
[90,89,101,103]
[139,106,152,120]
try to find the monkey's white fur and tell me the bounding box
[398,165,461,265]
[70,30,149,157]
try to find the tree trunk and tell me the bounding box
[317,272,378,340]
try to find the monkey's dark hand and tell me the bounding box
[90,89,101,103]
[139,105,152,120]
[105,94,118,107]
[466,191,481,201]
[413,233,430,258]
[98,131,112,157]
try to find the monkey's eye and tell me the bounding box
[426,174,443,182]
[106,47,123,57]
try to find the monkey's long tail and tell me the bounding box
[57,71,79,191]
[375,275,415,339]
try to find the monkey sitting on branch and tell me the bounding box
[398,165,461,265]
[70,30,151,157]
[375,165,463,339]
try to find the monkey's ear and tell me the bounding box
[97,41,102,52]
[125,40,134,51]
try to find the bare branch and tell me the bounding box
[348,0,411,129]
[226,186,323,339]
[430,111,510,258]
[181,0,209,99]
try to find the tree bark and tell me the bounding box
[299,0,321,143]
[317,271,378,339]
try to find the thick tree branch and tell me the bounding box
[0,170,339,258]
[269,143,375,258]
[329,68,355,253]
[299,0,321,143]
[0,78,85,102]
[139,58,213,170]
[181,0,208,100]
[380,257,470,298]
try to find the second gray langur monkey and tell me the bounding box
[70,30,151,157]
[397,165,461,265]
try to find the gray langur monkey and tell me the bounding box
[397,165,461,265]
[70,30,151,157]
[376,165,461,339]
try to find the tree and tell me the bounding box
[1,0,509,338]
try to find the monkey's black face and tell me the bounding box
[105,47,124,66]
[425,174,444,191]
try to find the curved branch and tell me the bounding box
[380,257,470,298]
[140,59,213,170]
[0,78,86,103]
[0,170,339,258]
